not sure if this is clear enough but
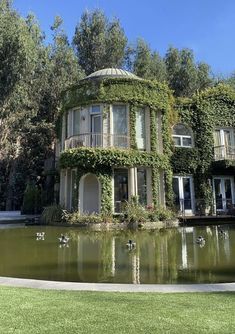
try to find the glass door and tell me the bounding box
[91,114,102,147]
[114,169,128,212]
[173,176,194,215]
[213,177,234,212]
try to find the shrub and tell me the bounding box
[67,212,118,225]
[123,197,148,224]
[41,205,67,225]
[21,183,42,214]
[67,212,104,225]
[147,206,175,221]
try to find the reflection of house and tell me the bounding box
[59,68,169,214]
[58,69,235,217]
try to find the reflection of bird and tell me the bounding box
[36,232,45,240]
[36,232,45,237]
[126,239,136,250]
[196,236,205,244]
[219,229,228,238]
[59,234,69,244]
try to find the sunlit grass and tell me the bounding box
[0,287,234,333]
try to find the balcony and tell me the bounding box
[64,133,130,150]
[214,145,235,161]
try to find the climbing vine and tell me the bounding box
[60,76,176,213]
[172,84,235,210]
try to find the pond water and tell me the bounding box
[0,224,234,284]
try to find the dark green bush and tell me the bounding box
[41,205,67,225]
[21,183,42,214]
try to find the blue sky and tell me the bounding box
[13,0,235,77]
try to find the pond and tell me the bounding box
[0,224,234,284]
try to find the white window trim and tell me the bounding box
[173,175,195,215]
[212,176,235,212]
[173,134,193,148]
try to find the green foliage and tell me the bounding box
[147,205,176,221]
[67,212,107,225]
[21,183,42,214]
[62,76,172,112]
[165,47,212,97]
[172,84,235,209]
[41,204,67,225]
[123,196,148,224]
[130,38,167,82]
[73,9,127,74]
[60,147,169,170]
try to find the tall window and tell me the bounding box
[112,105,128,147]
[137,168,147,206]
[214,128,235,159]
[135,108,146,150]
[73,110,80,135]
[67,109,80,137]
[172,124,192,147]
[114,169,128,212]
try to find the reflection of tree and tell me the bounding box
[131,248,140,284]
[98,233,115,282]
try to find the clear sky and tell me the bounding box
[13,0,235,77]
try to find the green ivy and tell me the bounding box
[172,84,235,209]
[60,76,175,212]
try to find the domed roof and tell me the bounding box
[84,68,140,80]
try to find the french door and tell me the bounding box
[91,114,102,147]
[213,177,234,212]
[173,176,194,215]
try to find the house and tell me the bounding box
[171,84,235,216]
[58,68,172,214]
[58,68,235,217]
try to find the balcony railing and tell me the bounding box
[64,133,130,150]
[214,145,235,160]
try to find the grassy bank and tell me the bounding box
[0,287,234,333]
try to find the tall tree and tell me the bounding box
[73,9,127,74]
[129,39,166,81]
[165,47,212,97]
[0,4,83,209]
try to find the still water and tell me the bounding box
[0,224,234,284]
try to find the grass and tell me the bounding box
[0,287,234,333]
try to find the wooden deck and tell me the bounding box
[179,215,235,225]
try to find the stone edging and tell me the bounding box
[0,276,235,293]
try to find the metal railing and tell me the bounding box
[176,198,235,217]
[64,133,130,150]
[214,145,235,160]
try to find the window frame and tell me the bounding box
[172,124,193,148]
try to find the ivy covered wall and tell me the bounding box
[59,76,175,213]
[171,84,235,210]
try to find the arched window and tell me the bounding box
[172,124,193,147]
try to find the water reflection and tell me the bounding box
[0,224,234,284]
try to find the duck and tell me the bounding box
[36,232,45,240]
[196,236,205,244]
[59,234,70,244]
[36,232,45,237]
[126,239,136,250]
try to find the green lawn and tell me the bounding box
[0,287,234,333]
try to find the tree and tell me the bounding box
[0,5,83,210]
[128,39,166,81]
[73,10,127,74]
[165,47,212,97]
